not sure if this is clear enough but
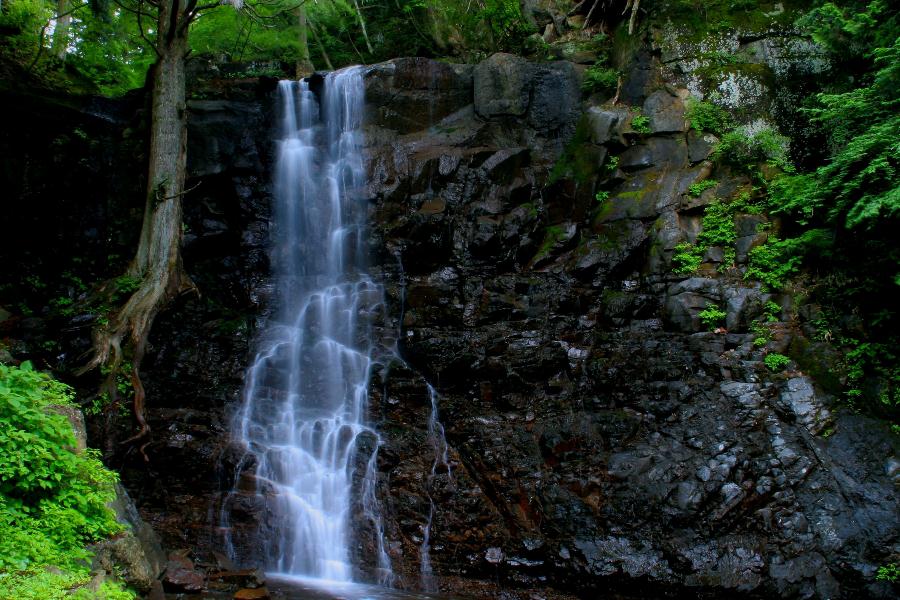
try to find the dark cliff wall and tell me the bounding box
[350,42,898,600]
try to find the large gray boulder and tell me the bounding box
[474,53,533,118]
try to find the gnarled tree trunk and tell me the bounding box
[82,0,195,456]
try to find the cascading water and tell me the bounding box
[420,384,451,592]
[225,67,390,583]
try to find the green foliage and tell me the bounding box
[764,352,791,371]
[698,302,726,331]
[672,242,702,274]
[672,194,771,276]
[751,320,771,347]
[685,99,733,135]
[604,155,620,174]
[113,276,140,296]
[0,363,130,599]
[876,563,899,582]
[699,200,738,247]
[839,338,899,408]
[780,34,900,230]
[631,113,651,134]
[0,0,154,95]
[744,237,803,290]
[713,126,790,172]
[688,179,718,197]
[595,191,610,204]
[581,63,619,95]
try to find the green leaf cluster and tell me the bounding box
[713,126,790,172]
[582,63,619,95]
[698,302,726,331]
[0,362,130,599]
[687,179,718,197]
[685,99,733,135]
[764,352,790,371]
[672,197,745,274]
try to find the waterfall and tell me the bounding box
[420,384,451,592]
[226,67,390,582]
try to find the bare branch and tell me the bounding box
[111,0,154,17]
[135,0,162,57]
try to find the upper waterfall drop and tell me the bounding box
[229,67,389,582]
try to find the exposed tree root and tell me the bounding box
[79,263,195,461]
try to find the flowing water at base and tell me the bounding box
[265,575,451,599]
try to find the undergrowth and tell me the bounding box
[0,362,132,599]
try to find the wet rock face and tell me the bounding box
[5,50,896,600]
[356,55,900,599]
[113,80,278,562]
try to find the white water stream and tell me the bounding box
[227,68,390,582]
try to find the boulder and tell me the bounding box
[586,106,628,146]
[474,53,533,118]
[528,61,580,132]
[642,89,687,133]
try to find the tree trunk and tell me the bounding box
[351,0,374,54]
[82,0,194,456]
[294,5,314,77]
[52,0,71,60]
[308,20,334,70]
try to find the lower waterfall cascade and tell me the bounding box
[222,67,390,583]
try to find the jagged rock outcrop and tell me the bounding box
[350,45,898,600]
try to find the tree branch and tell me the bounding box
[134,0,162,57]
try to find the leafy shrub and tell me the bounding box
[699,302,727,330]
[582,63,619,95]
[672,242,702,274]
[697,200,738,247]
[713,126,789,171]
[0,363,131,599]
[765,352,791,371]
[685,98,733,135]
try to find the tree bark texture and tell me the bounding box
[52,0,71,60]
[82,0,195,456]
[294,6,314,77]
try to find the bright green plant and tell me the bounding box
[688,179,718,197]
[764,352,791,371]
[604,155,620,174]
[876,563,899,582]
[631,113,651,134]
[713,126,790,172]
[744,236,803,290]
[751,321,770,347]
[595,191,610,203]
[582,63,619,95]
[699,302,727,330]
[685,98,733,135]
[672,242,702,274]
[0,362,131,599]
